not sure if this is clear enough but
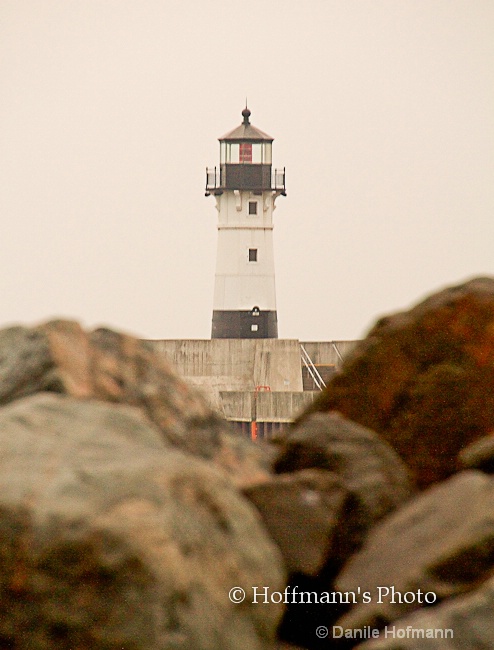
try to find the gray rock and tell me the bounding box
[0,393,285,650]
[355,575,494,649]
[244,469,362,576]
[458,434,494,473]
[274,412,414,531]
[0,320,269,485]
[335,471,494,631]
[0,326,53,403]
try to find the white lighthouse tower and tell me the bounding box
[206,107,286,338]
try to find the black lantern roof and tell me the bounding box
[219,107,274,142]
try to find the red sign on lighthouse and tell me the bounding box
[239,142,252,163]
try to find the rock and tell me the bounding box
[0,319,268,485]
[0,325,53,403]
[298,277,494,488]
[355,574,494,649]
[335,471,494,632]
[0,393,285,650]
[273,412,414,531]
[243,469,362,577]
[244,467,367,649]
[255,413,412,650]
[458,433,494,473]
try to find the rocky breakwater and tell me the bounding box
[260,276,494,649]
[2,276,494,650]
[0,320,284,649]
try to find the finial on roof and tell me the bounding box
[242,104,251,125]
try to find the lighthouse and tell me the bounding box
[206,107,286,339]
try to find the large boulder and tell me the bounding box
[0,320,268,485]
[298,277,494,488]
[244,468,366,649]
[254,413,413,649]
[0,393,285,650]
[274,412,414,531]
[335,471,494,633]
[355,574,494,649]
[243,469,362,578]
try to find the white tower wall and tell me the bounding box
[213,190,277,312]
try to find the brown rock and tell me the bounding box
[0,393,285,650]
[41,321,232,455]
[299,277,494,488]
[335,470,494,632]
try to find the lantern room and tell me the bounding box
[206,107,286,195]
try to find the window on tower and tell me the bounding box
[248,248,258,262]
[249,201,257,215]
[228,143,239,163]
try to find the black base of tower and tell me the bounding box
[211,310,278,339]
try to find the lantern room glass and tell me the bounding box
[263,142,272,164]
[220,141,272,164]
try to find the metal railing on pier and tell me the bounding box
[300,344,326,391]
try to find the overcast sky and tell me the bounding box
[1,1,493,341]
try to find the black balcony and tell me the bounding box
[205,165,286,195]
